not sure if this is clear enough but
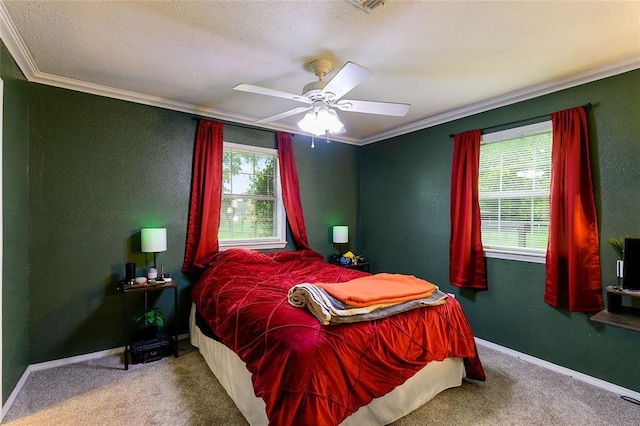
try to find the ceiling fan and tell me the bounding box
[233,59,410,136]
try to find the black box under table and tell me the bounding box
[130,336,173,364]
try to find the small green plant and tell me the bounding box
[608,237,625,260]
[133,307,165,328]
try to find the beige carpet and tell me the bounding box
[3,342,639,425]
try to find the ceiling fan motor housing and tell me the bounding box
[303,59,337,100]
[302,80,330,100]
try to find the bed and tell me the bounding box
[190,248,485,425]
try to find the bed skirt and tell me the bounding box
[189,304,465,425]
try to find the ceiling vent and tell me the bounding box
[346,0,386,13]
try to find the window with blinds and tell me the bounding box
[479,121,552,262]
[219,142,286,250]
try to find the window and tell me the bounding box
[479,121,552,263]
[219,142,286,250]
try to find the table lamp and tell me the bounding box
[141,228,167,274]
[333,226,348,255]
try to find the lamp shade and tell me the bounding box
[333,226,348,244]
[141,228,167,253]
[298,107,345,136]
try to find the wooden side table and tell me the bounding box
[590,286,640,333]
[330,261,370,272]
[117,281,178,370]
[344,262,370,272]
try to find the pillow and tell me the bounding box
[270,249,323,262]
[213,248,277,264]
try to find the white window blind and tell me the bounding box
[219,142,286,250]
[479,121,552,262]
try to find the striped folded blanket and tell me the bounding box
[313,273,439,307]
[288,283,447,325]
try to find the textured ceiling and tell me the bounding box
[2,1,639,144]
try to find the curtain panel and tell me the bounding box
[545,107,602,312]
[277,132,313,251]
[450,129,488,290]
[182,120,224,272]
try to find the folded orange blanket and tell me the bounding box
[314,273,438,307]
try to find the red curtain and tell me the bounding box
[450,130,487,290]
[277,132,312,251]
[545,107,602,311]
[182,120,224,272]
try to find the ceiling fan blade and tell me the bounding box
[234,83,311,104]
[254,106,312,124]
[333,99,410,117]
[321,62,372,100]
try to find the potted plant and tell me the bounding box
[608,237,625,279]
[133,307,165,340]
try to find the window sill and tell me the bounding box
[219,240,287,251]
[484,248,546,264]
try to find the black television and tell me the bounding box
[622,238,640,290]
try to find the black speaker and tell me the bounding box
[126,262,136,283]
[622,238,640,290]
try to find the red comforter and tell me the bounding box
[191,249,485,426]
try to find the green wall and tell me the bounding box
[4,36,638,402]
[2,42,30,403]
[359,69,640,392]
[294,135,360,254]
[26,84,359,363]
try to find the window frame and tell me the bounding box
[479,121,552,264]
[218,142,287,251]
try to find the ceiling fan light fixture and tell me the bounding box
[298,107,344,136]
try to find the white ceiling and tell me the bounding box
[1,1,639,145]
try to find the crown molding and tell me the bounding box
[25,72,361,146]
[30,72,293,128]
[360,55,640,145]
[2,2,638,147]
[0,1,37,79]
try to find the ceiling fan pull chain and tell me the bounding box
[311,135,315,148]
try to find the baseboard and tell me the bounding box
[30,333,190,371]
[1,333,191,421]
[475,337,640,401]
[1,365,30,421]
[30,346,126,372]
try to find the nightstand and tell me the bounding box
[590,286,640,333]
[330,261,370,273]
[117,281,178,370]
[345,262,370,272]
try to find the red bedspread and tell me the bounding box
[191,249,485,426]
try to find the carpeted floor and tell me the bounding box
[3,342,639,425]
